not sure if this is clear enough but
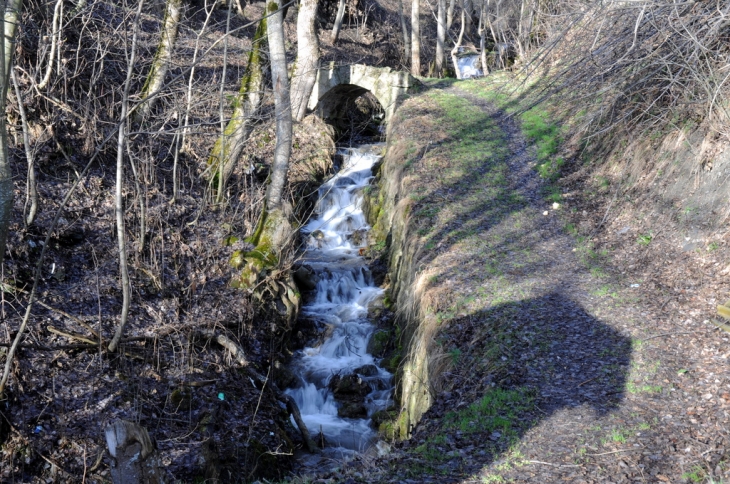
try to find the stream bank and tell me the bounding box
[303,79,730,484]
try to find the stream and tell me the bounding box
[285,143,393,460]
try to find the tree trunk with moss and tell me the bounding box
[228,2,293,292]
[0,0,23,264]
[136,0,181,121]
[291,0,319,122]
[207,16,268,196]
[265,0,292,212]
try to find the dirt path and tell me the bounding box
[323,84,730,484]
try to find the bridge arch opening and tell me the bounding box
[315,84,385,144]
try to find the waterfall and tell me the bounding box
[286,144,392,455]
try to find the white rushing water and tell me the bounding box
[286,144,392,454]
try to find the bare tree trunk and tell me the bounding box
[291,0,319,122]
[265,1,292,211]
[137,0,181,121]
[478,0,488,75]
[435,0,446,77]
[216,0,234,203]
[11,70,37,225]
[399,0,411,64]
[411,0,420,76]
[175,1,215,203]
[451,6,466,78]
[206,16,267,196]
[516,0,526,59]
[446,0,455,29]
[330,0,346,44]
[36,0,62,90]
[0,0,23,264]
[463,0,473,38]
[108,0,145,354]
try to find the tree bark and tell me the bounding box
[0,0,23,264]
[330,0,346,44]
[451,7,466,78]
[410,0,420,76]
[291,0,319,122]
[108,0,144,354]
[478,0,488,75]
[11,69,36,225]
[206,16,267,196]
[435,0,446,77]
[463,0,473,39]
[398,0,410,64]
[265,1,292,211]
[137,0,182,121]
[446,0,455,30]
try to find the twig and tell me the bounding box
[527,460,582,467]
[586,448,640,456]
[642,330,715,341]
[47,326,98,346]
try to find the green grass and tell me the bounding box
[637,233,653,245]
[681,465,707,483]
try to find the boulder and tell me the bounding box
[354,364,379,377]
[338,402,368,418]
[329,373,370,397]
[293,264,318,291]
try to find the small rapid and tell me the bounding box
[286,144,392,456]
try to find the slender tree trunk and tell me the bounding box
[0,0,23,264]
[399,0,410,64]
[451,7,466,78]
[291,0,319,122]
[108,0,145,354]
[207,16,267,193]
[435,0,446,77]
[446,0,455,29]
[411,0,420,76]
[265,1,292,211]
[37,0,62,90]
[463,0,473,39]
[216,0,233,202]
[137,0,182,121]
[11,70,37,225]
[479,0,488,75]
[330,0,346,44]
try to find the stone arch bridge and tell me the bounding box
[307,64,421,124]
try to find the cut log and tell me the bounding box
[105,420,164,484]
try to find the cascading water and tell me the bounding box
[286,144,392,457]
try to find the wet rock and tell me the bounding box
[311,432,329,448]
[329,373,370,397]
[354,364,379,377]
[334,176,356,187]
[371,409,396,428]
[348,228,368,246]
[367,330,390,358]
[293,264,318,291]
[311,230,325,240]
[273,361,297,389]
[338,402,367,418]
[367,294,386,319]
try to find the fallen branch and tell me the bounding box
[48,326,98,346]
